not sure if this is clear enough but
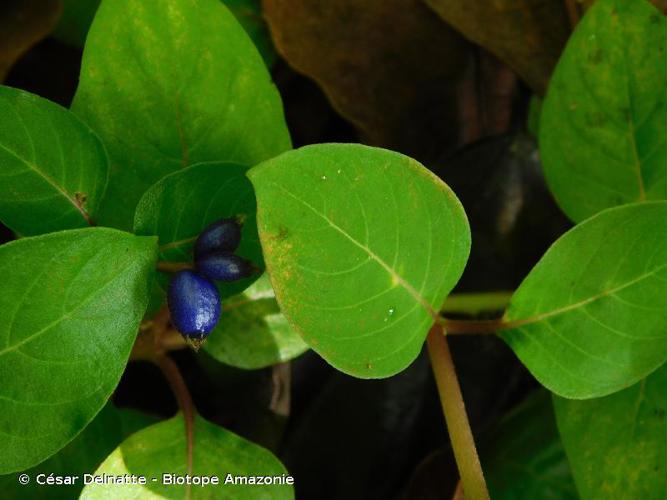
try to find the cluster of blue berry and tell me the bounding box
[167,218,255,349]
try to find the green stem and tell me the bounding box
[442,291,513,315]
[427,324,490,500]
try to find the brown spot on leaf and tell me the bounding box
[75,192,88,207]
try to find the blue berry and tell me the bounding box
[195,251,255,282]
[194,218,242,259]
[168,270,221,348]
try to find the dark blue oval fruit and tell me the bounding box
[195,251,255,282]
[194,218,242,259]
[168,270,221,348]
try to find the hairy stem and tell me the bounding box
[427,325,489,500]
[155,354,195,500]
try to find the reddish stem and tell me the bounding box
[427,325,490,500]
[155,354,195,499]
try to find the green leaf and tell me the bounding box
[80,414,294,499]
[223,0,276,66]
[203,274,308,369]
[134,161,262,299]
[0,228,157,473]
[540,0,667,222]
[53,0,275,65]
[72,0,291,230]
[0,404,158,499]
[248,144,470,378]
[554,365,667,499]
[500,202,667,399]
[481,391,576,499]
[0,85,108,236]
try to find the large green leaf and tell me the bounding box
[0,85,108,236]
[481,391,576,499]
[0,228,157,473]
[54,0,275,65]
[134,161,262,300]
[501,202,667,398]
[80,414,294,499]
[554,365,667,499]
[0,404,158,499]
[203,274,308,369]
[540,0,667,222]
[72,0,291,230]
[248,144,470,378]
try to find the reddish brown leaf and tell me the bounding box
[263,0,480,163]
[423,0,570,95]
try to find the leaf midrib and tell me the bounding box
[505,263,667,330]
[272,182,438,318]
[0,141,91,223]
[0,253,141,358]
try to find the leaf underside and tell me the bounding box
[203,274,308,369]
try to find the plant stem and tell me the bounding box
[440,317,504,335]
[131,307,187,360]
[155,354,195,500]
[156,261,193,273]
[441,291,513,315]
[452,481,465,500]
[427,324,490,500]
